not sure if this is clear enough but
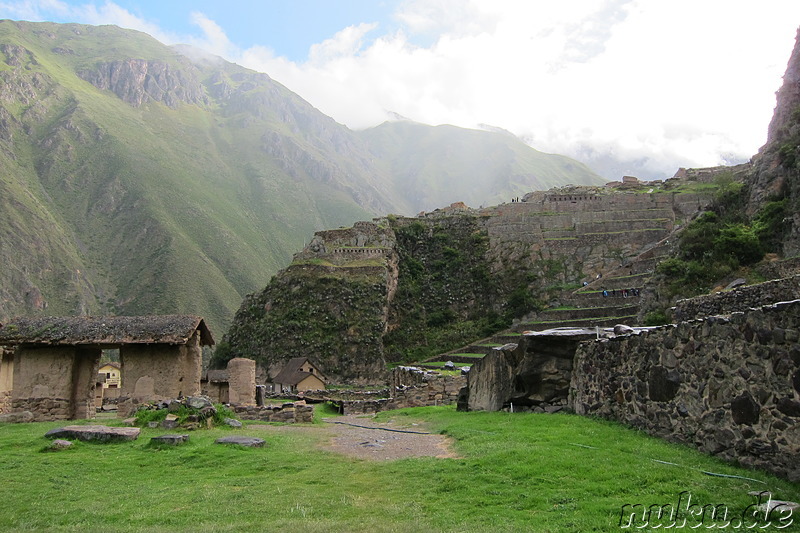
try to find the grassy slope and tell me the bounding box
[0,407,797,532]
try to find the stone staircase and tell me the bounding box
[424,237,673,367]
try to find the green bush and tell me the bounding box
[643,309,669,326]
[753,198,789,252]
[714,224,762,265]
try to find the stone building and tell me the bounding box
[0,315,214,421]
[201,357,256,406]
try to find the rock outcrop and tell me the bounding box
[78,59,208,108]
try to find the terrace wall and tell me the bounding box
[671,274,800,322]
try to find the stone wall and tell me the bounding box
[11,345,101,421]
[337,367,465,415]
[233,400,313,423]
[571,300,800,481]
[672,274,800,322]
[117,332,203,416]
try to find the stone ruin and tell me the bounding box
[0,315,214,421]
[459,275,800,481]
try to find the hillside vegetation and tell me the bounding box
[0,21,603,333]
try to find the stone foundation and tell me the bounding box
[11,397,72,421]
[336,368,466,415]
[571,299,800,482]
[233,401,313,423]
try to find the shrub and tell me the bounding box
[713,224,762,265]
[644,309,669,326]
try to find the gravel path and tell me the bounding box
[248,414,458,461]
[323,414,458,461]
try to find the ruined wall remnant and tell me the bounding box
[571,300,800,482]
[672,274,800,322]
[233,400,313,423]
[117,330,203,416]
[335,367,466,415]
[461,329,597,413]
[226,357,256,406]
[10,346,101,421]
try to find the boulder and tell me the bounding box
[214,436,266,448]
[47,439,73,450]
[613,324,635,336]
[45,425,140,442]
[223,417,243,428]
[186,395,213,410]
[161,414,179,429]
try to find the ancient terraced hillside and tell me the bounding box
[219,181,716,382]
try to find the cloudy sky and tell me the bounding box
[1,0,799,178]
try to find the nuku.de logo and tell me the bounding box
[618,491,794,529]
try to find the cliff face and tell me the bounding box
[748,27,800,255]
[78,59,209,108]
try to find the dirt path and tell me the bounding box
[248,414,458,461]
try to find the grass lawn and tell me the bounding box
[0,406,798,532]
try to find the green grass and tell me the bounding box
[0,407,797,532]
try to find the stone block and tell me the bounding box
[45,425,140,442]
[215,436,266,447]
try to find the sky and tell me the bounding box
[1,0,799,179]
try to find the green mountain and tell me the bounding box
[0,20,603,334]
[358,121,603,212]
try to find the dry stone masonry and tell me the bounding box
[671,274,800,322]
[335,367,465,415]
[571,299,800,482]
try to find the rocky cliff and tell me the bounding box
[748,27,800,255]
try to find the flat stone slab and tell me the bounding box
[151,434,190,445]
[215,436,266,448]
[45,425,140,442]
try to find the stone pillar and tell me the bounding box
[227,358,256,406]
[71,347,101,419]
[0,348,13,414]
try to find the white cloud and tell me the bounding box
[1,0,799,178]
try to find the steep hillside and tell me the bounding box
[358,121,604,212]
[0,21,601,334]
